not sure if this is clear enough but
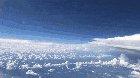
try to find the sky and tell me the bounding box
[0,0,140,43]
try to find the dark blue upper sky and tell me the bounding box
[0,0,140,43]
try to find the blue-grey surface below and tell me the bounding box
[0,48,140,78]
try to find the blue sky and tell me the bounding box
[0,0,140,43]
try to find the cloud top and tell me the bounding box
[93,34,140,51]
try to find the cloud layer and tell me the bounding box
[93,34,140,51]
[0,34,139,78]
[0,34,139,54]
[0,38,108,54]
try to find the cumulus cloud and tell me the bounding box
[93,34,140,51]
[26,70,38,76]
[130,71,140,78]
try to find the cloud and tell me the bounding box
[26,70,38,76]
[130,71,140,78]
[95,34,140,41]
[93,34,140,51]
[0,37,114,54]
[0,34,139,77]
[0,34,139,55]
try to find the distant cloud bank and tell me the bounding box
[93,34,140,51]
[0,34,139,53]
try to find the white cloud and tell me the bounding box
[95,34,140,41]
[130,70,140,78]
[0,37,112,54]
[26,70,38,76]
[0,34,138,63]
[0,34,139,64]
[6,60,17,70]
[48,69,55,72]
[93,34,140,51]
